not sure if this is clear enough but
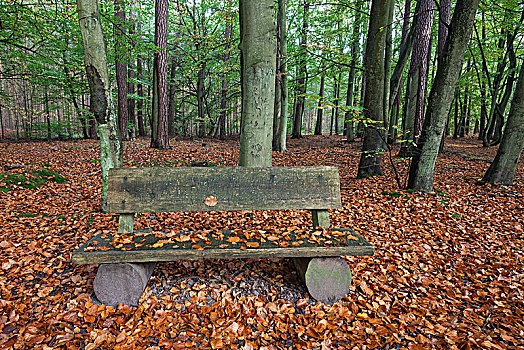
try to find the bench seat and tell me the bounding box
[72,228,374,264]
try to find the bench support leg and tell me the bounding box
[93,262,156,306]
[294,257,352,305]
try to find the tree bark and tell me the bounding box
[402,0,434,148]
[77,0,123,211]
[238,0,276,167]
[346,0,363,143]
[128,1,137,139]
[382,0,394,126]
[407,0,480,192]
[291,1,309,139]
[314,67,325,135]
[219,18,231,140]
[273,0,288,152]
[356,0,390,178]
[437,0,451,150]
[114,0,128,141]
[482,64,524,185]
[150,0,170,149]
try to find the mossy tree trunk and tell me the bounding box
[407,0,480,192]
[238,0,276,167]
[77,0,123,211]
[356,0,390,178]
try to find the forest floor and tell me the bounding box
[0,135,522,350]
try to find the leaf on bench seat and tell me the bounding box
[204,196,218,207]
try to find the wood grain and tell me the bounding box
[107,166,342,213]
[72,228,374,264]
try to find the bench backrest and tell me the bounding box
[107,166,342,213]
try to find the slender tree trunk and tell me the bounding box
[346,0,362,143]
[150,0,170,149]
[0,68,4,139]
[453,89,460,138]
[482,64,524,185]
[128,1,137,139]
[238,0,276,166]
[382,0,394,125]
[219,19,231,140]
[136,56,145,136]
[196,63,206,137]
[334,71,341,135]
[114,0,128,140]
[77,0,123,211]
[274,0,288,151]
[315,66,325,135]
[291,1,309,139]
[437,0,451,153]
[408,0,480,192]
[168,16,182,138]
[356,0,390,178]
[402,0,434,149]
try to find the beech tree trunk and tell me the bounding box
[482,65,524,185]
[356,0,390,178]
[315,67,325,135]
[273,0,288,152]
[382,0,394,125]
[77,0,123,211]
[408,0,480,192]
[128,0,137,139]
[150,0,170,149]
[114,0,128,141]
[219,19,231,140]
[345,0,363,143]
[238,0,276,167]
[437,0,451,150]
[291,1,309,139]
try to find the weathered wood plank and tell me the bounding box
[118,214,134,233]
[72,228,374,264]
[107,166,342,213]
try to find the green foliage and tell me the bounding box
[0,168,68,193]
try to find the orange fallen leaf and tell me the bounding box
[204,196,218,207]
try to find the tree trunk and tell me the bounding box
[314,68,325,136]
[128,0,137,139]
[196,63,206,138]
[407,0,480,192]
[291,1,309,139]
[219,19,231,140]
[482,65,524,185]
[356,0,390,178]
[238,0,276,167]
[437,0,451,150]
[115,0,128,141]
[382,0,394,126]
[402,0,434,146]
[345,0,363,143]
[77,0,123,211]
[273,0,288,152]
[150,0,170,149]
[136,56,145,137]
[334,71,341,135]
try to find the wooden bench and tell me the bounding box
[72,166,374,306]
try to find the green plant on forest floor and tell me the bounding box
[0,168,68,193]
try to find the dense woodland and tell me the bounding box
[0,0,523,349]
